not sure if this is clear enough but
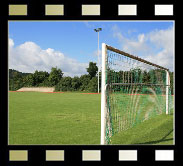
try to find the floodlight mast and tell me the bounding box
[94,28,102,93]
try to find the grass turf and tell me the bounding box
[111,114,174,145]
[9,92,173,145]
[9,92,101,145]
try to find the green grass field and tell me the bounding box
[9,92,174,145]
[9,92,101,145]
[111,114,174,145]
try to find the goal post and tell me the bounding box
[166,70,170,115]
[101,43,107,145]
[101,43,172,145]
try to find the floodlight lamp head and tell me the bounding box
[94,28,102,32]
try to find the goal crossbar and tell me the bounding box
[106,45,169,71]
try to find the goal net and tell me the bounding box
[101,43,173,145]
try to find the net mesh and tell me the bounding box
[105,48,173,144]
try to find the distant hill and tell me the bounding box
[9,69,31,79]
[9,69,32,91]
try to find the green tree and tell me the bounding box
[71,76,81,91]
[142,70,150,84]
[23,74,34,87]
[55,77,72,91]
[87,77,98,92]
[33,70,50,86]
[79,74,91,91]
[48,67,63,86]
[86,62,98,78]
[9,71,24,90]
[39,77,52,87]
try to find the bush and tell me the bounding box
[71,76,81,91]
[87,77,98,92]
[55,77,72,91]
[79,74,91,91]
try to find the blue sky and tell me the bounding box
[9,21,174,76]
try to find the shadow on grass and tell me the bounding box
[135,129,174,145]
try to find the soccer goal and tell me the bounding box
[101,43,172,145]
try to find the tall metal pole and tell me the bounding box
[97,31,99,94]
[94,28,102,93]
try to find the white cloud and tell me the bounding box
[9,39,88,77]
[9,38,14,47]
[112,25,174,71]
[87,49,102,68]
[112,25,151,56]
[148,28,173,50]
[146,27,174,71]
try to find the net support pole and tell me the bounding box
[166,70,170,115]
[101,43,107,145]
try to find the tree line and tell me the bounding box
[9,62,174,94]
[107,68,174,95]
[9,62,100,92]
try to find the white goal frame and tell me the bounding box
[101,43,170,145]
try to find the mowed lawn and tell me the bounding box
[111,114,174,145]
[9,92,101,145]
[9,92,174,145]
